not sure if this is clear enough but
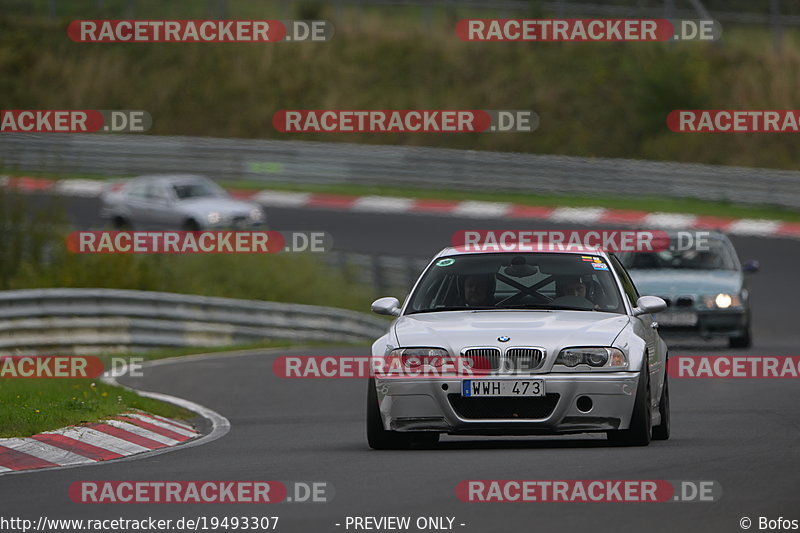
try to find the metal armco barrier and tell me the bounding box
[2,133,800,208]
[0,288,388,355]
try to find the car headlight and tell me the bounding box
[388,348,451,368]
[555,347,627,369]
[207,212,222,224]
[702,293,742,309]
[249,208,264,221]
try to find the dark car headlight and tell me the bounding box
[701,293,743,309]
[555,347,627,369]
[388,347,452,368]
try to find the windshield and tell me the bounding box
[171,179,227,200]
[406,253,625,315]
[618,239,738,271]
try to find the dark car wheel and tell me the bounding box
[729,326,752,349]
[367,379,439,450]
[652,373,670,440]
[607,361,652,447]
[112,216,132,230]
[182,219,201,231]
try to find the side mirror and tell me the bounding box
[632,296,667,317]
[743,260,760,274]
[371,297,401,317]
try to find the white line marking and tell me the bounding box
[643,212,698,229]
[453,201,512,218]
[0,438,95,466]
[102,420,180,446]
[48,426,150,455]
[253,190,311,207]
[120,413,197,437]
[352,196,414,212]
[54,179,107,197]
[550,207,606,223]
[141,412,196,432]
[728,219,782,236]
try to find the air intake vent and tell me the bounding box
[505,348,545,371]
[463,348,501,371]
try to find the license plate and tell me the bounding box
[462,380,545,397]
[657,312,698,326]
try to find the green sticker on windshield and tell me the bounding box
[436,258,455,267]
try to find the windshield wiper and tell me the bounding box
[407,306,495,314]
[496,303,596,311]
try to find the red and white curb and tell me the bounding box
[3,175,798,239]
[0,352,233,476]
[250,191,800,239]
[0,411,198,473]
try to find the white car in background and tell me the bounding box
[101,174,266,230]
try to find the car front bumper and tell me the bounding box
[658,309,748,338]
[374,372,641,435]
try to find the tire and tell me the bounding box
[729,326,752,349]
[112,216,131,230]
[652,373,670,441]
[366,379,439,450]
[182,219,201,231]
[607,361,652,446]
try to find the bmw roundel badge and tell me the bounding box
[498,336,510,342]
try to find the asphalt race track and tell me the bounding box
[2,196,798,532]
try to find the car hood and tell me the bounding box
[177,197,257,215]
[628,269,742,296]
[393,310,629,356]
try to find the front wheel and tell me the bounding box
[366,379,439,450]
[182,218,201,231]
[652,373,670,440]
[729,326,752,349]
[607,362,652,446]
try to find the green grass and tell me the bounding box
[0,378,193,437]
[3,12,800,170]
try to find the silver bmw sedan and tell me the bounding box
[368,246,669,449]
[101,174,266,230]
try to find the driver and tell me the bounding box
[463,273,496,307]
[555,275,587,299]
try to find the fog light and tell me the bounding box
[576,396,593,413]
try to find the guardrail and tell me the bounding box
[3,133,800,208]
[325,251,429,298]
[0,288,389,355]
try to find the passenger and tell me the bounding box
[555,275,587,299]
